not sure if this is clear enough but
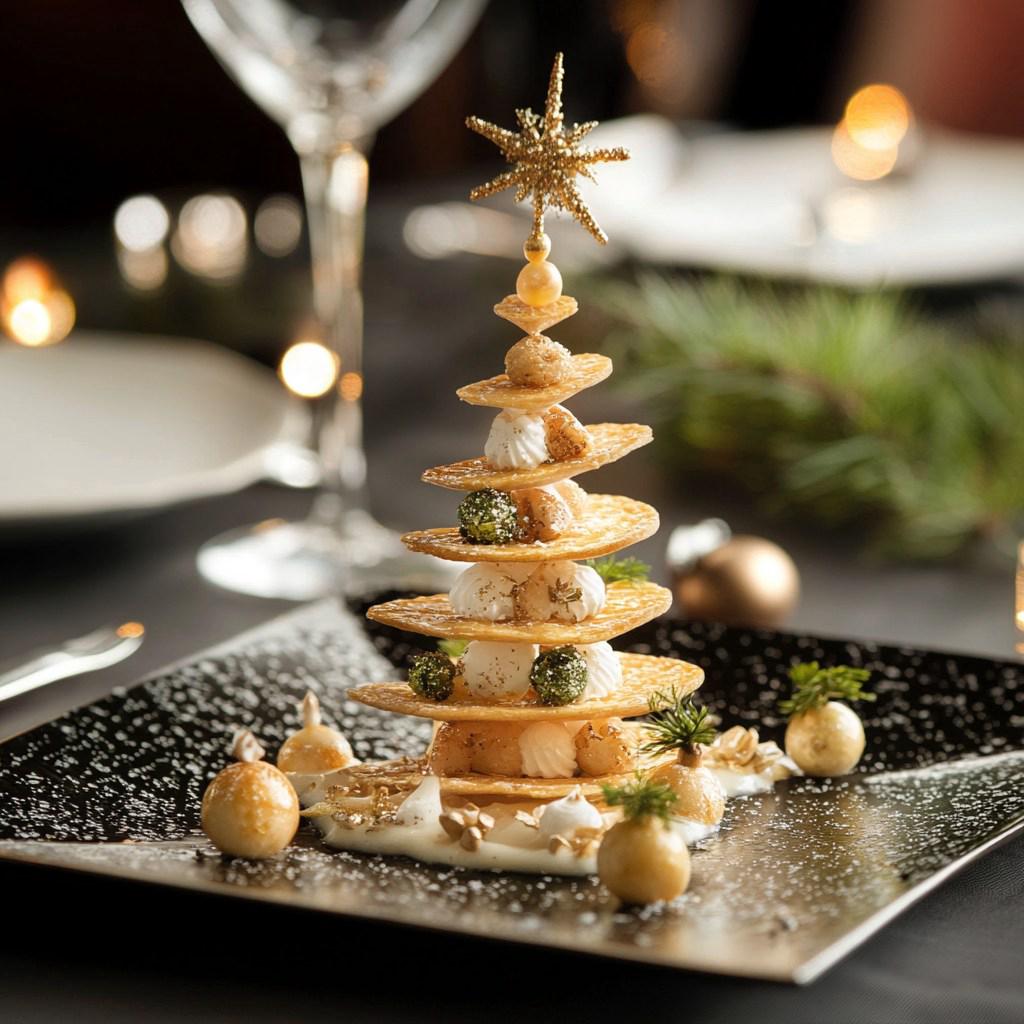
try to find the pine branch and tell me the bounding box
[594,274,1024,561]
[601,772,678,823]
[778,661,876,718]
[437,638,469,659]
[584,555,651,584]
[643,688,717,756]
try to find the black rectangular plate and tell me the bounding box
[1,597,1022,983]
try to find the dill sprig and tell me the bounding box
[584,555,651,584]
[601,772,678,823]
[437,637,469,659]
[642,688,717,757]
[778,661,876,718]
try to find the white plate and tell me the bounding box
[582,120,1024,286]
[0,332,306,528]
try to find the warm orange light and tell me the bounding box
[625,21,686,89]
[831,122,898,181]
[6,299,52,346]
[116,621,146,639]
[2,257,52,304]
[3,289,76,347]
[845,84,910,151]
[339,371,363,402]
[279,341,338,398]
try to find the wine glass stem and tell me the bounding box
[299,142,372,526]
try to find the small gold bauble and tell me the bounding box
[278,723,353,774]
[201,760,299,859]
[651,762,725,825]
[784,702,865,777]
[597,817,691,903]
[515,260,563,307]
[523,232,552,263]
[674,535,799,628]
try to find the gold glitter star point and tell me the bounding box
[466,52,630,246]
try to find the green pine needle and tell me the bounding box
[601,772,678,823]
[642,687,717,756]
[595,273,1024,561]
[778,661,876,718]
[437,638,469,659]
[584,555,651,584]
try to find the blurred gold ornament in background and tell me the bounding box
[667,520,800,629]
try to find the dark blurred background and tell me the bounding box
[5,0,1024,231]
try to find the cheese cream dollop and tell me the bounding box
[519,721,577,778]
[578,642,622,698]
[449,561,533,620]
[461,641,538,700]
[484,408,549,469]
[537,786,603,839]
[517,561,606,622]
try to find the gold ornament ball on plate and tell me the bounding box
[201,731,299,859]
[674,535,800,629]
[516,259,563,307]
[785,702,866,777]
[598,817,691,903]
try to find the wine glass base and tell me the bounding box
[197,510,460,601]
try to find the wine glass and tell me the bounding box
[182,0,485,599]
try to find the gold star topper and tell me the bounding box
[466,52,630,246]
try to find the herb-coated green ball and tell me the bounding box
[408,652,455,701]
[457,488,520,545]
[530,646,588,706]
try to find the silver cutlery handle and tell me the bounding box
[0,622,144,704]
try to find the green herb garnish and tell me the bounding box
[408,652,456,702]
[437,637,469,659]
[457,489,520,545]
[601,772,678,823]
[584,555,651,584]
[778,661,876,718]
[530,646,587,706]
[642,687,717,757]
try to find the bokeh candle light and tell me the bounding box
[832,83,911,183]
[279,340,339,399]
[1,256,75,346]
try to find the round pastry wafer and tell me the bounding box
[422,422,653,492]
[494,294,578,335]
[456,353,612,412]
[301,753,675,806]
[366,581,672,644]
[402,493,657,563]
[348,652,701,722]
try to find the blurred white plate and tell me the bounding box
[586,121,1024,286]
[0,332,306,529]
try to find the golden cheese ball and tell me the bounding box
[201,760,299,859]
[653,763,726,825]
[516,260,563,307]
[785,701,865,776]
[598,817,691,904]
[278,723,353,774]
[504,335,572,387]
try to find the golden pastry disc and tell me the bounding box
[456,353,612,412]
[366,581,672,644]
[401,493,658,563]
[348,652,702,722]
[493,294,578,335]
[421,422,653,492]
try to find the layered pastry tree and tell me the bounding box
[288,54,739,875]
